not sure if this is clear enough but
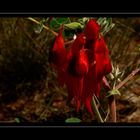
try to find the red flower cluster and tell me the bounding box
[49,19,112,117]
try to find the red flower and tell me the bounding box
[50,18,112,117]
[67,33,87,76]
[81,33,112,116]
[65,34,88,112]
[49,28,67,86]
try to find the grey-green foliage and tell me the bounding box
[64,22,84,30]
[34,18,50,34]
[50,17,71,30]
[106,89,121,98]
[97,17,115,36]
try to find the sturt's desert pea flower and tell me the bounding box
[49,18,112,117]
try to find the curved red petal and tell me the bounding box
[65,74,84,112]
[94,35,112,79]
[104,47,112,75]
[50,29,67,67]
[67,33,85,61]
[84,19,100,41]
[75,47,89,76]
[67,33,87,77]
[83,96,94,117]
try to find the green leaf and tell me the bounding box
[65,117,81,123]
[15,118,20,123]
[78,17,89,24]
[34,18,49,34]
[55,18,71,23]
[64,22,84,30]
[97,17,115,36]
[50,18,70,30]
[106,89,121,98]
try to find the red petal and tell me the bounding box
[83,96,94,117]
[94,35,112,79]
[67,33,87,77]
[64,34,87,112]
[65,73,84,112]
[57,68,66,87]
[104,47,112,75]
[84,19,100,41]
[50,29,67,67]
[75,47,89,76]
[67,33,85,61]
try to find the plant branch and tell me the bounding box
[65,39,74,46]
[103,77,116,122]
[27,17,75,46]
[104,104,110,122]
[104,68,140,122]
[108,96,116,122]
[115,68,140,90]
[17,19,42,55]
[27,17,58,36]
[92,96,104,123]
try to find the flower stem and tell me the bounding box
[27,17,75,46]
[27,17,58,36]
[104,104,110,122]
[92,96,104,123]
[108,96,116,122]
[103,77,116,122]
[105,68,140,122]
[65,39,74,46]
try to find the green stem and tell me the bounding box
[104,104,110,122]
[27,17,58,36]
[27,17,74,46]
[103,76,116,122]
[92,96,104,123]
